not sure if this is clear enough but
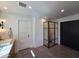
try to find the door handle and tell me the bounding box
[28,34,29,38]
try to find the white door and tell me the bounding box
[18,20,32,50]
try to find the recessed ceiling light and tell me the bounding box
[3,6,8,10]
[61,9,64,12]
[29,6,32,9]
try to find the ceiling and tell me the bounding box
[0,1,79,19]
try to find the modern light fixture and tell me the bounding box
[0,21,4,29]
[61,9,64,12]
[29,6,32,9]
[0,19,6,29]
[3,6,8,10]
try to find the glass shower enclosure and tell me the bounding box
[43,21,57,48]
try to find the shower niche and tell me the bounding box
[43,21,57,48]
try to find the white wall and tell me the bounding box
[33,16,43,47]
[0,10,2,17]
[57,13,79,45]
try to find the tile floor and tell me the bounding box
[14,45,79,58]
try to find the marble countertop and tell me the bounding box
[0,39,14,58]
[0,44,12,57]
